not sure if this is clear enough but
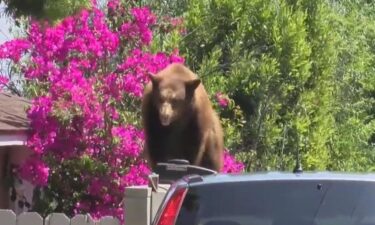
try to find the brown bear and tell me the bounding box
[141,63,224,172]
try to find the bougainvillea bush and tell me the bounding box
[0,0,244,221]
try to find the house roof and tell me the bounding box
[0,92,30,132]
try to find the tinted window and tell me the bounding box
[175,180,375,225]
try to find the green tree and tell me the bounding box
[178,0,375,172]
[326,0,375,171]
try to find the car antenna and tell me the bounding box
[293,135,303,174]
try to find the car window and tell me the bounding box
[175,180,375,225]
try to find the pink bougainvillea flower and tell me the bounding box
[222,150,245,173]
[216,92,230,107]
[18,157,50,186]
[0,39,30,62]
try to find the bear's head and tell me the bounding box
[149,74,201,126]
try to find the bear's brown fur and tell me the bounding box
[141,63,224,172]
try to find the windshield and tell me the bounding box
[175,180,375,225]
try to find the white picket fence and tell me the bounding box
[0,184,170,225]
[0,210,120,225]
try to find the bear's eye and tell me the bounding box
[171,99,179,105]
[157,97,165,104]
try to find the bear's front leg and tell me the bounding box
[193,131,223,172]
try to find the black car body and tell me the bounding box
[152,172,375,225]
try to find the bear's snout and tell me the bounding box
[159,103,173,126]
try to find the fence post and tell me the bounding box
[17,212,43,225]
[150,184,170,224]
[98,216,120,225]
[0,209,16,225]
[71,214,95,225]
[45,213,70,225]
[124,185,151,225]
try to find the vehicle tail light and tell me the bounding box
[156,188,187,225]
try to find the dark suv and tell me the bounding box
[152,172,375,225]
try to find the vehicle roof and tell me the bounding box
[187,171,375,186]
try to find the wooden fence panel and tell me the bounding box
[0,210,16,225]
[98,216,120,225]
[17,212,43,225]
[45,213,70,225]
[71,214,95,225]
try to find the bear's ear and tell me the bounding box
[148,73,159,87]
[185,79,201,95]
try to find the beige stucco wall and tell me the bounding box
[0,145,32,211]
